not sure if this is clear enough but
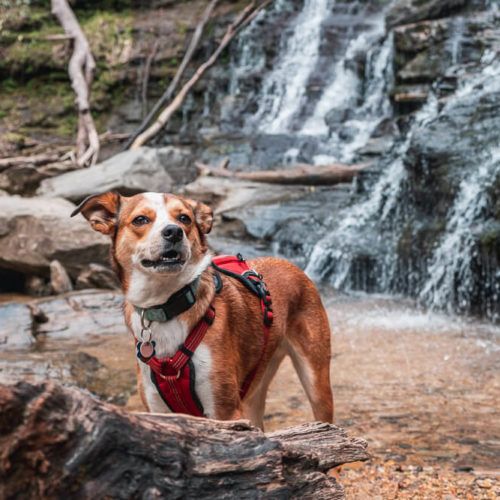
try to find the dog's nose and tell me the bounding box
[162,224,183,243]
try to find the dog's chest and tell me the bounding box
[130,313,215,416]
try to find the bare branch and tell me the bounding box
[51,0,100,166]
[130,0,273,150]
[124,0,220,150]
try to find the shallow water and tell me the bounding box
[1,290,498,495]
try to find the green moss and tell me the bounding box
[479,230,499,248]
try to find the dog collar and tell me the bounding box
[135,277,201,323]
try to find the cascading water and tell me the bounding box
[419,147,500,315]
[306,54,500,320]
[305,93,439,289]
[250,0,331,134]
[228,0,396,165]
[300,26,394,164]
[222,0,500,320]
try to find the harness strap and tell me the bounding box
[136,255,273,417]
[144,306,215,378]
[211,254,273,399]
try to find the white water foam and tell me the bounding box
[251,0,332,134]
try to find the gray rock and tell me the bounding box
[0,303,34,350]
[37,147,192,202]
[50,260,73,294]
[183,176,351,266]
[34,290,125,339]
[76,263,120,290]
[0,195,109,280]
[386,0,466,28]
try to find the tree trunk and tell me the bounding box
[0,382,368,499]
[196,161,369,186]
[51,0,99,166]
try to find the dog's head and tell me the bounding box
[72,191,213,298]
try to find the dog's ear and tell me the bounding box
[71,191,121,235]
[185,198,213,235]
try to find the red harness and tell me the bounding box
[136,255,273,417]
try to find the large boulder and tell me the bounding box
[37,146,194,202]
[0,195,109,281]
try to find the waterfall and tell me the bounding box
[232,0,394,164]
[306,55,500,318]
[250,0,331,134]
[223,0,499,320]
[418,58,500,317]
[305,93,439,287]
[300,21,393,163]
[419,147,500,314]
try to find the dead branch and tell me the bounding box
[124,0,220,150]
[130,0,272,150]
[141,40,159,119]
[0,382,368,499]
[0,153,64,171]
[51,0,99,167]
[195,161,369,185]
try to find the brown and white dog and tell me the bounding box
[73,191,333,427]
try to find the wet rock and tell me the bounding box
[0,290,133,404]
[34,290,125,340]
[76,263,120,290]
[49,260,73,294]
[0,195,109,282]
[0,290,125,343]
[325,108,351,129]
[386,0,466,28]
[184,176,351,265]
[37,146,193,202]
[0,303,34,350]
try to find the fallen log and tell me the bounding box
[0,382,368,499]
[195,161,368,185]
[0,153,65,171]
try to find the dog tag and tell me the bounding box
[139,341,155,359]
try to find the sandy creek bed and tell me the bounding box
[1,290,498,498]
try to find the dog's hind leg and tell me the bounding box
[286,307,334,423]
[242,345,287,429]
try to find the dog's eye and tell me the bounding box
[132,215,150,226]
[178,214,191,225]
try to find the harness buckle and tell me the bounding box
[139,309,153,342]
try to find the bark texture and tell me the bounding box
[0,382,368,499]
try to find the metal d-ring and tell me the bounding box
[140,309,153,343]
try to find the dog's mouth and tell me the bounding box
[141,250,185,270]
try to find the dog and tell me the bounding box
[73,191,333,428]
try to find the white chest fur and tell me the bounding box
[131,312,215,417]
